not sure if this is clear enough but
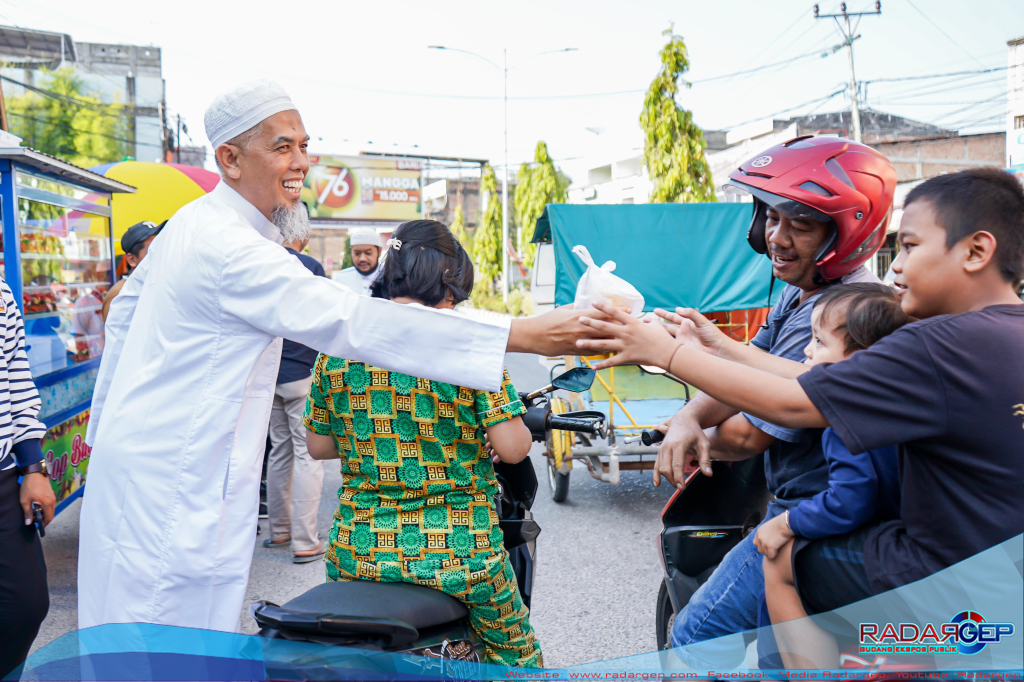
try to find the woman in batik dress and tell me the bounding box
[303,220,543,668]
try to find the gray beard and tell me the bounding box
[271,201,311,243]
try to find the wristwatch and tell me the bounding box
[19,459,48,477]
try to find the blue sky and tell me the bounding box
[2,0,1020,177]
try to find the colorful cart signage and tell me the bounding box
[42,410,92,508]
[0,148,138,517]
[302,155,423,222]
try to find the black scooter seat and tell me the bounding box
[278,580,468,631]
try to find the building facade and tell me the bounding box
[1007,35,1024,169]
[0,25,169,164]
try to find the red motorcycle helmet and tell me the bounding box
[724,135,897,282]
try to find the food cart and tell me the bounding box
[531,203,773,501]
[0,147,135,514]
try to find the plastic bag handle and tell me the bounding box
[572,244,616,272]
[572,244,595,267]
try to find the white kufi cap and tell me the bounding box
[349,227,382,248]
[204,79,297,150]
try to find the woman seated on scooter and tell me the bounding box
[302,219,542,668]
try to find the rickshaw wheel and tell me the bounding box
[546,397,573,503]
[547,456,570,503]
[655,581,677,650]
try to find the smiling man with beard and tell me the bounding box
[78,80,603,633]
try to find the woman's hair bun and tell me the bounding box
[369,220,474,306]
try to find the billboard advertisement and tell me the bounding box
[302,155,423,222]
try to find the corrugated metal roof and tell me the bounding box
[0,25,76,63]
[0,147,134,193]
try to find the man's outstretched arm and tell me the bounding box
[221,236,609,393]
[507,306,608,357]
[578,302,827,430]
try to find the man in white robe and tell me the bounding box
[78,80,597,632]
[332,227,381,296]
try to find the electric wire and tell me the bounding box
[720,87,846,131]
[864,65,1007,84]
[6,110,160,148]
[904,0,987,69]
[1,74,137,117]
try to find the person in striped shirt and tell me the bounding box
[0,279,54,679]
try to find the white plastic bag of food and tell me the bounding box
[572,244,645,317]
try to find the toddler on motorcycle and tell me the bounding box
[302,219,543,668]
[752,282,913,668]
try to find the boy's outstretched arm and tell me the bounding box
[658,307,810,379]
[578,302,827,430]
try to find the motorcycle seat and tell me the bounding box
[277,580,469,631]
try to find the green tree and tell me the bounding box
[8,67,132,166]
[514,140,569,269]
[340,234,353,270]
[449,205,473,261]
[640,26,715,204]
[474,163,503,291]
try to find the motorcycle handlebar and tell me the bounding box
[640,429,665,446]
[547,415,603,435]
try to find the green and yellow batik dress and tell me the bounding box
[302,355,543,668]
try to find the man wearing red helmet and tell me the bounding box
[653,136,897,661]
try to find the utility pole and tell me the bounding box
[0,78,8,133]
[159,100,168,161]
[176,114,182,164]
[428,45,576,302]
[814,2,881,143]
[501,48,509,302]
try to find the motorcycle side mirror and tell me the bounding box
[550,367,595,393]
[637,364,692,398]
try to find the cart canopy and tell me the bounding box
[533,203,772,313]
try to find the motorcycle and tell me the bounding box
[249,367,604,673]
[638,427,771,651]
[647,429,905,674]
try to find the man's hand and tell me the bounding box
[575,302,679,370]
[652,412,711,489]
[507,307,614,357]
[20,472,55,527]
[753,514,795,560]
[656,308,731,358]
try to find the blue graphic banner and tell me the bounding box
[13,535,1022,681]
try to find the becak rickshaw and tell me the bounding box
[530,202,773,502]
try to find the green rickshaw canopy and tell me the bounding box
[534,203,773,313]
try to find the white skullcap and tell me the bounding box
[204,79,296,150]
[349,227,382,248]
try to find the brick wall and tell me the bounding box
[874,133,1005,182]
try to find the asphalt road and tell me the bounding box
[31,352,675,668]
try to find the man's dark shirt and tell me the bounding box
[799,303,1024,592]
[278,248,326,384]
[746,267,879,515]
[746,283,829,516]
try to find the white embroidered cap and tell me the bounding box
[204,80,297,150]
[349,227,383,248]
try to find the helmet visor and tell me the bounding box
[723,180,832,225]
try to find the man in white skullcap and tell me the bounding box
[78,79,601,632]
[331,226,381,295]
